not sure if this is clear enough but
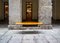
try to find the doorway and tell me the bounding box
[22,0,38,27]
[22,0,38,22]
[0,0,8,28]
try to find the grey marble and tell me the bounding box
[9,0,52,29]
[9,0,22,25]
[39,0,52,6]
[0,29,60,43]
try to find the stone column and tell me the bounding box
[38,0,52,29]
[8,0,22,29]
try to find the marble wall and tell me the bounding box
[9,0,22,25]
[9,0,52,29]
[38,0,52,24]
[38,0,52,28]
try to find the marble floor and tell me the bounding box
[0,29,60,43]
[0,24,60,43]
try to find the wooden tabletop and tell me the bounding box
[16,22,43,25]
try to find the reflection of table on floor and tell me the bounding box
[16,22,43,25]
[0,29,60,43]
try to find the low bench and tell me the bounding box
[16,22,43,25]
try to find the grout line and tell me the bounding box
[0,30,8,40]
[7,36,13,43]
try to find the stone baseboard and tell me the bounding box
[8,25,52,30]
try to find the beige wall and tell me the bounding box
[53,0,60,19]
[56,0,60,19]
[0,0,4,20]
[32,0,38,19]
